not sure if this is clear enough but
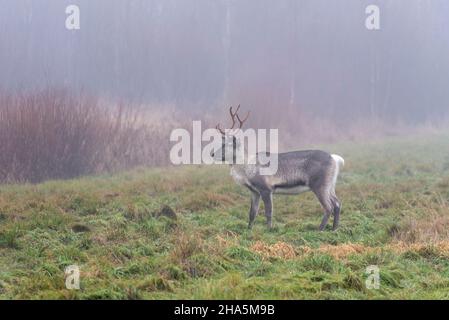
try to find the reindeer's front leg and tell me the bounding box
[260,191,273,229]
[248,191,260,229]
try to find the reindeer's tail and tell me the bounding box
[331,154,345,168]
[330,154,344,230]
[330,154,344,188]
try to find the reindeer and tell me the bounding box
[212,106,344,231]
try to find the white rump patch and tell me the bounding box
[331,154,345,167]
[330,154,344,188]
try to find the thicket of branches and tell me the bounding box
[1,88,447,184]
[0,89,172,183]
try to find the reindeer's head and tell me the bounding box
[211,105,250,163]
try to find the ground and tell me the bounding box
[1,133,449,299]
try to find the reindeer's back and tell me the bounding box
[262,150,334,191]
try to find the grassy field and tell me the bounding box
[1,133,449,299]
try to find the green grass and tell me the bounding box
[1,133,449,299]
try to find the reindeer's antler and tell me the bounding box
[215,124,226,135]
[235,107,250,128]
[216,105,250,135]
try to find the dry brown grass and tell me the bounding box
[250,241,298,260]
[183,192,235,212]
[249,240,449,261]
[389,241,449,256]
[249,241,369,260]
[169,230,205,264]
[312,243,369,259]
[214,233,239,250]
[393,214,449,243]
[392,193,449,243]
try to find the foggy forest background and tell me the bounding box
[1,0,449,182]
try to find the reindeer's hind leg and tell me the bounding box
[248,191,260,229]
[260,191,273,229]
[330,194,341,231]
[313,188,334,231]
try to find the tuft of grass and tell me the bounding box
[0,225,21,249]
